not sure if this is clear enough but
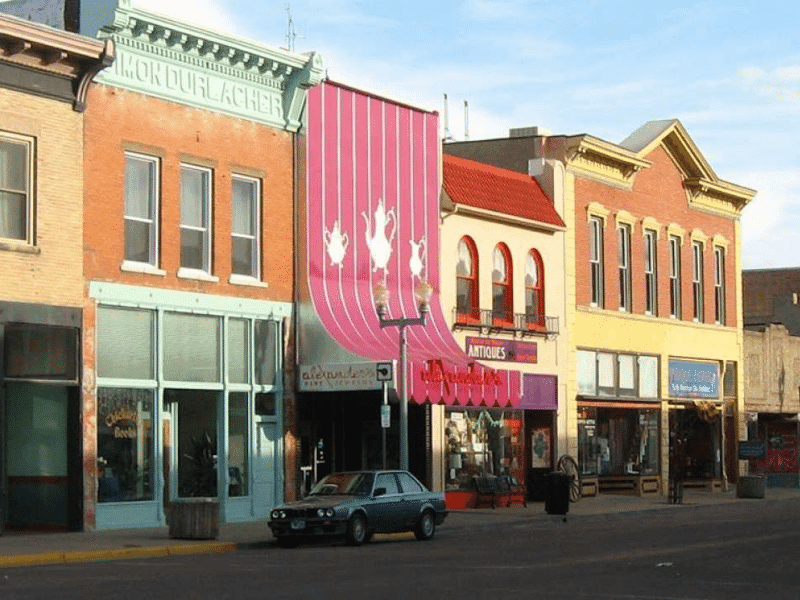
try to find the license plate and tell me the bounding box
[290,519,305,530]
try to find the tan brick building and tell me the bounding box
[0,14,112,532]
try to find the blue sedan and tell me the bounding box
[268,470,448,548]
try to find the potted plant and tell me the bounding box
[169,431,220,540]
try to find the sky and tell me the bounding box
[130,1,800,269]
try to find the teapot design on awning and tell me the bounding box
[409,237,426,280]
[324,220,349,267]
[362,198,395,274]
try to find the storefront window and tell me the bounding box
[97,307,154,380]
[255,320,277,386]
[163,312,221,382]
[228,392,248,497]
[591,408,659,476]
[578,407,598,476]
[444,409,523,490]
[228,318,249,384]
[97,388,154,502]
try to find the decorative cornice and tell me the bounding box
[642,216,662,238]
[565,135,652,187]
[684,176,756,217]
[96,1,323,131]
[712,234,730,249]
[586,201,610,223]
[666,222,685,239]
[615,209,637,227]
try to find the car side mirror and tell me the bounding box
[373,487,387,497]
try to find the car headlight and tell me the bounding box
[271,510,280,519]
[325,508,335,518]
[317,508,325,518]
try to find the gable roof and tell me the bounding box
[442,154,565,229]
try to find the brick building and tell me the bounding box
[0,14,112,531]
[445,119,755,496]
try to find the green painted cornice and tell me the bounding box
[94,0,323,131]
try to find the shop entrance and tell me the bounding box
[3,383,82,531]
[670,406,722,488]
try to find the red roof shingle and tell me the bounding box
[443,154,565,228]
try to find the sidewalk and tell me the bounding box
[2,487,799,568]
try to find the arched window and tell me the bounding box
[492,243,512,325]
[525,249,545,328]
[456,237,479,322]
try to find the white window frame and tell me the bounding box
[692,241,704,322]
[231,174,261,280]
[618,223,631,312]
[714,246,725,325]
[669,235,681,319]
[0,133,34,244]
[179,164,213,275]
[123,152,159,267]
[590,217,604,308]
[644,229,657,316]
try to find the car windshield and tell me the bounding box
[309,472,374,496]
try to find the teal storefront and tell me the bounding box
[91,282,287,530]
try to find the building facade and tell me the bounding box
[446,120,755,496]
[0,14,112,531]
[2,0,324,531]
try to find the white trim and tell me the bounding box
[229,274,268,288]
[177,267,220,283]
[121,260,167,277]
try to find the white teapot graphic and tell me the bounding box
[409,238,426,280]
[362,198,396,273]
[324,220,349,267]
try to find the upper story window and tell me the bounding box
[669,235,681,319]
[456,237,479,321]
[492,243,513,325]
[525,249,545,327]
[714,246,726,325]
[0,134,33,244]
[644,229,657,316]
[124,153,159,266]
[180,164,212,274]
[617,223,631,312]
[589,217,604,308]
[692,241,704,322]
[231,175,261,279]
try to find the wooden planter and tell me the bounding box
[168,499,220,539]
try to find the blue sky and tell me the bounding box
[135,0,799,269]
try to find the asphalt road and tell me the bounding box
[2,498,800,600]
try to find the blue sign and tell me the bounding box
[668,359,719,399]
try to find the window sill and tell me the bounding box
[228,274,268,288]
[121,261,166,276]
[177,267,219,283]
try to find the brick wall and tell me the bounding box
[83,84,295,301]
[575,147,738,327]
[0,90,84,306]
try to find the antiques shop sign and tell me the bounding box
[465,337,537,363]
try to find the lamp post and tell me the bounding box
[373,278,432,471]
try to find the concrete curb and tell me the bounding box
[0,541,237,569]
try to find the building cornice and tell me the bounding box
[564,134,652,187]
[96,0,323,131]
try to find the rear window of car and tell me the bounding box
[375,473,400,495]
[397,472,424,493]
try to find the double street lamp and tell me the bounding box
[373,278,433,471]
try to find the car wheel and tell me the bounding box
[346,513,368,546]
[276,536,301,549]
[414,510,436,541]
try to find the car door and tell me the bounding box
[396,472,426,528]
[371,473,403,532]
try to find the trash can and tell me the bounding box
[544,471,570,515]
[737,475,765,499]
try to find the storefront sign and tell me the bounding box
[668,359,719,399]
[299,363,385,392]
[419,360,503,394]
[465,337,538,363]
[738,440,767,459]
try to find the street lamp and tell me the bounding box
[373,278,433,471]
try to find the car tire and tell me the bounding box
[414,510,436,541]
[345,513,368,546]
[276,536,301,549]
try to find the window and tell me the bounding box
[618,224,631,311]
[692,241,704,322]
[0,134,33,242]
[375,473,400,495]
[397,471,424,493]
[669,235,681,319]
[578,349,659,400]
[180,164,212,273]
[456,237,479,321]
[589,217,604,307]
[232,175,260,278]
[525,249,544,327]
[492,243,512,324]
[714,246,726,325]
[644,230,657,315]
[124,153,159,265]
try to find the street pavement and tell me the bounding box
[2,486,798,568]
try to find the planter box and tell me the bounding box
[737,475,765,499]
[168,499,220,539]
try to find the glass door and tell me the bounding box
[166,389,219,499]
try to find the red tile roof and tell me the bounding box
[443,154,565,228]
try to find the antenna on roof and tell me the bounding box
[443,94,454,142]
[464,100,469,141]
[285,4,297,52]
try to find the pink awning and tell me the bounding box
[306,81,521,407]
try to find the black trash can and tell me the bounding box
[544,471,570,515]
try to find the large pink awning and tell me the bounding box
[305,81,522,407]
